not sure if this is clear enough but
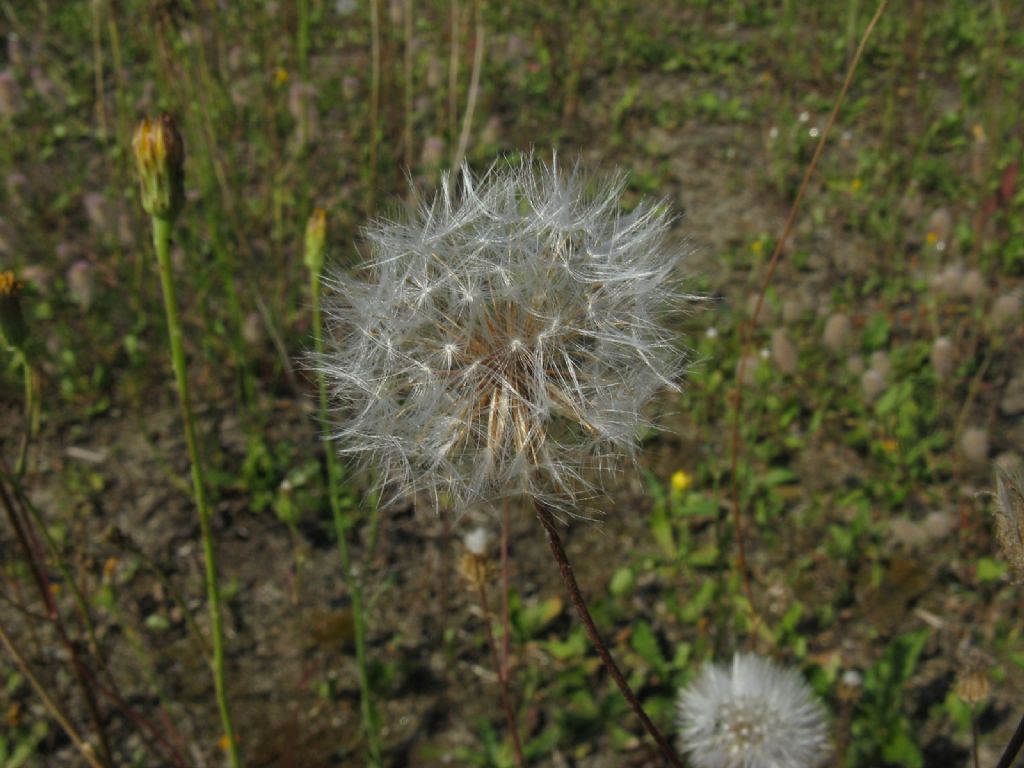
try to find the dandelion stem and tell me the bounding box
[310,266,383,766]
[151,215,240,768]
[535,501,684,768]
[995,713,1024,768]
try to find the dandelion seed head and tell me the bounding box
[677,653,830,768]
[319,156,690,513]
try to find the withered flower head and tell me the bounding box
[132,113,185,221]
[319,157,689,513]
[305,207,327,275]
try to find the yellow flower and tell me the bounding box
[850,178,862,193]
[275,67,289,85]
[925,231,939,246]
[671,469,693,493]
[881,438,898,453]
[751,239,764,256]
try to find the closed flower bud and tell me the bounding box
[930,337,955,379]
[822,312,851,353]
[771,329,798,376]
[861,368,886,401]
[990,292,1021,331]
[304,207,327,275]
[961,427,989,464]
[0,270,27,350]
[132,114,185,221]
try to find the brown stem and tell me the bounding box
[0,620,106,768]
[475,578,524,766]
[500,497,511,683]
[995,711,1024,768]
[0,473,115,768]
[534,501,684,768]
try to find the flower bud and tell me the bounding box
[304,207,327,275]
[132,114,185,221]
[0,270,27,351]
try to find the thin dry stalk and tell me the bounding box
[474,578,524,766]
[535,502,684,768]
[368,0,381,211]
[448,0,460,141]
[403,0,414,170]
[996,716,1024,768]
[729,0,889,611]
[500,498,511,688]
[0,475,115,767]
[452,0,483,169]
[0,620,106,768]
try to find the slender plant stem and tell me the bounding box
[368,0,381,212]
[729,0,888,612]
[534,501,684,768]
[403,0,414,171]
[90,0,107,138]
[500,497,511,688]
[970,703,979,768]
[297,0,310,82]
[3,465,107,669]
[448,0,460,141]
[0,472,115,768]
[995,712,1024,768]
[474,576,523,766]
[151,216,240,768]
[15,352,33,476]
[0,620,106,768]
[452,0,483,169]
[310,268,383,766]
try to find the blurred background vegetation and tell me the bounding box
[1,0,1022,766]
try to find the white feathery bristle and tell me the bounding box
[677,653,831,768]
[319,156,691,514]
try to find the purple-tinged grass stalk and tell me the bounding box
[729,0,888,610]
[319,157,690,765]
[132,114,241,768]
[305,207,383,765]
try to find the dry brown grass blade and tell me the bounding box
[728,0,890,611]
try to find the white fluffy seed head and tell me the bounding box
[677,653,831,768]
[319,156,690,513]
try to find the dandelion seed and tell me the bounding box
[677,653,830,768]
[319,157,690,513]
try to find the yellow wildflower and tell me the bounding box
[671,470,693,493]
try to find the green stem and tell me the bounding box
[310,269,382,765]
[15,352,33,476]
[151,216,241,768]
[297,0,310,82]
